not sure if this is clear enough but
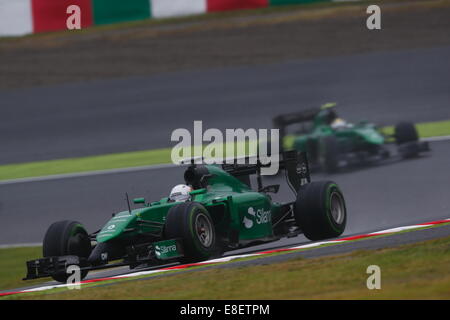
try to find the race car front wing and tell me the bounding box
[23,238,184,281]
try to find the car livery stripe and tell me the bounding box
[1,217,449,297]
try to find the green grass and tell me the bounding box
[0,140,258,181]
[381,119,450,138]
[0,246,45,291]
[0,119,449,182]
[7,235,450,299]
[1,223,448,297]
[0,148,173,181]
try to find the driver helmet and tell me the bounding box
[331,118,348,129]
[169,184,192,202]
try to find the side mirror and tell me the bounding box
[133,197,145,204]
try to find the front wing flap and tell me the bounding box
[23,238,184,281]
[23,255,87,280]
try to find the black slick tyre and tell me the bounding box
[165,202,217,262]
[395,122,418,144]
[43,220,91,282]
[294,181,347,241]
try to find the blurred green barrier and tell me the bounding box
[92,0,151,25]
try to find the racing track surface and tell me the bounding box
[0,45,445,244]
[1,45,450,291]
[1,140,449,291]
[1,140,449,246]
[1,45,450,164]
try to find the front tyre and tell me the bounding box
[165,202,217,262]
[43,220,91,282]
[294,181,347,241]
[395,122,420,158]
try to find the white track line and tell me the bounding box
[0,243,41,249]
[421,135,450,142]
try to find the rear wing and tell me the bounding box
[281,150,311,195]
[272,108,320,151]
[272,108,319,128]
[222,150,310,195]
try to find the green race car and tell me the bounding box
[24,151,347,283]
[273,103,430,173]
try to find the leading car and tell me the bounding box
[24,151,347,283]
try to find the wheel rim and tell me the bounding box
[67,233,91,257]
[195,213,213,247]
[330,191,345,225]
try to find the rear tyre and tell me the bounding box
[395,122,418,144]
[43,220,91,282]
[319,136,339,173]
[165,202,217,262]
[294,181,347,241]
[395,122,419,158]
[380,147,391,159]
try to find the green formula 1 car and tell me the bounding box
[273,103,430,173]
[24,151,347,283]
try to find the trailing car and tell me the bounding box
[23,151,347,283]
[272,103,430,173]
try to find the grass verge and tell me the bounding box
[0,119,449,182]
[1,222,449,296]
[381,119,450,138]
[0,246,44,291]
[6,234,450,299]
